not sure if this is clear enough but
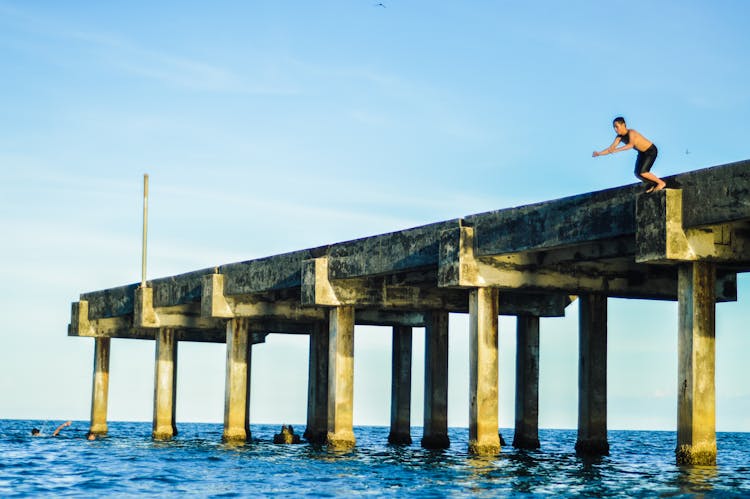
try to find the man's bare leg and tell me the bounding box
[641,172,666,192]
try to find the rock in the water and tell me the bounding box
[273,425,301,444]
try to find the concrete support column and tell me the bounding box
[326,306,356,449]
[513,315,540,449]
[576,294,609,455]
[422,310,450,449]
[304,320,329,444]
[676,262,717,465]
[388,326,413,445]
[223,318,252,443]
[152,328,178,440]
[89,337,110,435]
[468,288,500,456]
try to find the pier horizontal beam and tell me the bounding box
[301,257,465,310]
[636,189,750,264]
[676,160,750,228]
[72,161,750,334]
[218,247,328,295]
[439,226,737,301]
[466,160,750,257]
[326,220,460,279]
[302,257,572,315]
[202,274,328,321]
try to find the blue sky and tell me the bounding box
[1,1,749,432]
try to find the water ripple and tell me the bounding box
[1,421,749,497]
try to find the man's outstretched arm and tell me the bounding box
[593,137,631,157]
[52,421,72,436]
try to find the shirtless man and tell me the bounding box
[593,117,666,192]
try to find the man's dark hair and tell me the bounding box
[613,116,626,126]
[31,428,40,435]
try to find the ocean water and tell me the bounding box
[2,420,749,498]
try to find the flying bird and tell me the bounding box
[375,2,386,7]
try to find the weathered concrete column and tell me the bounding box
[223,318,252,443]
[388,326,413,445]
[89,337,110,435]
[576,294,609,455]
[422,310,450,449]
[152,328,178,440]
[326,306,355,449]
[304,320,329,444]
[676,262,717,465]
[468,288,500,456]
[513,315,540,449]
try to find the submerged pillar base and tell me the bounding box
[387,431,412,445]
[421,434,450,449]
[575,438,610,456]
[222,428,248,444]
[88,424,108,435]
[676,443,717,466]
[512,434,540,450]
[468,437,500,456]
[152,426,175,441]
[303,429,327,444]
[326,431,356,450]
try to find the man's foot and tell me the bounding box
[646,182,667,193]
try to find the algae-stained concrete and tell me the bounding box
[676,262,717,465]
[466,160,750,256]
[575,295,609,456]
[513,315,540,450]
[304,321,329,444]
[67,160,750,461]
[152,328,178,440]
[388,325,413,445]
[468,288,501,456]
[223,318,252,443]
[326,306,356,449]
[422,310,450,449]
[89,337,110,435]
[70,161,750,344]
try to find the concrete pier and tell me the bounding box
[89,337,110,435]
[152,328,178,440]
[305,321,329,443]
[388,326,413,445]
[575,295,609,455]
[468,288,500,456]
[223,319,252,443]
[676,262,717,465]
[422,310,450,449]
[326,306,356,449]
[67,161,750,464]
[513,315,540,449]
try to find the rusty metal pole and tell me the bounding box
[142,173,149,287]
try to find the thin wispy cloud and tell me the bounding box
[0,4,299,95]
